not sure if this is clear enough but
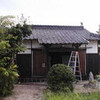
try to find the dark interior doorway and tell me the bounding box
[51,54,62,65]
[50,52,71,66]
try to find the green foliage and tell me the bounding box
[47,64,75,92]
[0,15,32,97]
[95,75,100,82]
[44,91,100,100]
[0,16,14,34]
[0,64,19,96]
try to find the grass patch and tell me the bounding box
[44,91,100,100]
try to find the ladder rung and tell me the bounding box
[72,56,76,57]
[75,71,80,72]
[70,66,79,68]
[68,51,82,81]
[76,66,80,68]
[75,75,81,77]
[70,61,75,63]
[71,60,75,61]
[70,65,79,67]
[70,66,74,67]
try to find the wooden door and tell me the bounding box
[78,50,86,75]
[33,50,47,77]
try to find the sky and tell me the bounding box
[0,0,100,33]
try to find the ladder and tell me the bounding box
[68,51,82,81]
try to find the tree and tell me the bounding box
[0,16,32,97]
[96,25,100,34]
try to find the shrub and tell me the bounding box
[0,57,19,97]
[47,64,75,92]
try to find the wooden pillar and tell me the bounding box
[31,40,33,77]
[44,44,51,75]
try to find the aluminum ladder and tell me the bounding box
[68,51,82,81]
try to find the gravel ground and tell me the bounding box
[2,81,100,100]
[74,81,100,93]
[3,83,47,100]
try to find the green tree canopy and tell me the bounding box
[0,15,32,97]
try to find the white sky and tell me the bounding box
[0,0,100,33]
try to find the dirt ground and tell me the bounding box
[2,81,100,100]
[74,81,100,93]
[3,82,47,100]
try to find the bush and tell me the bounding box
[0,58,19,97]
[47,64,75,92]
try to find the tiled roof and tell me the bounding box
[24,25,100,44]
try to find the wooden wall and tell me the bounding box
[16,54,31,78]
[79,50,86,75]
[16,51,100,79]
[86,54,99,76]
[33,50,47,77]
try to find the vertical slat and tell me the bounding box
[16,54,31,78]
[86,54,98,76]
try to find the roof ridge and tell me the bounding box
[90,33,100,38]
[31,25,84,30]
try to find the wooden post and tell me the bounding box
[31,40,33,77]
[44,44,51,75]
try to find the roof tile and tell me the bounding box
[24,25,100,44]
